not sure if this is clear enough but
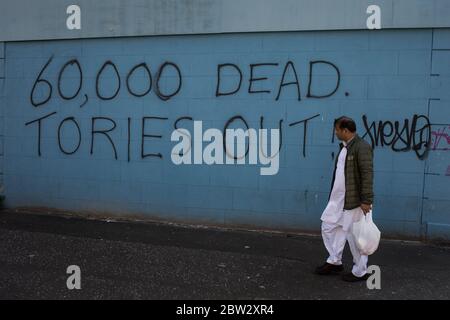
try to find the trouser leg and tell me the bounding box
[346,227,368,277]
[321,221,347,265]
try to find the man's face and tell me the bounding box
[334,126,347,141]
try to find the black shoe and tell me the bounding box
[342,272,370,282]
[314,262,344,275]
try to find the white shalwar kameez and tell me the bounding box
[320,139,368,277]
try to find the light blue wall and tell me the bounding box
[2,29,450,240]
[0,42,4,196]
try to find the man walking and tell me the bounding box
[315,116,374,282]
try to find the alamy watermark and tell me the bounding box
[66,4,381,31]
[66,5,81,30]
[367,5,382,30]
[66,4,382,31]
[366,265,381,290]
[66,265,81,290]
[171,121,280,176]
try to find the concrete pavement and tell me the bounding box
[0,208,449,300]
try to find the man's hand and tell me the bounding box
[360,203,372,215]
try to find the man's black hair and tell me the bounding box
[334,116,357,133]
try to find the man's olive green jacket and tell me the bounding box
[328,134,374,210]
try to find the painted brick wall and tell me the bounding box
[3,29,450,240]
[0,41,4,201]
[424,29,450,239]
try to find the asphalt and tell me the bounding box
[0,208,449,300]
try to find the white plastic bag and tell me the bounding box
[351,211,381,255]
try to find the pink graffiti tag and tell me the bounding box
[431,126,450,151]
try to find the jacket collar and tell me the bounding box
[340,134,359,149]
